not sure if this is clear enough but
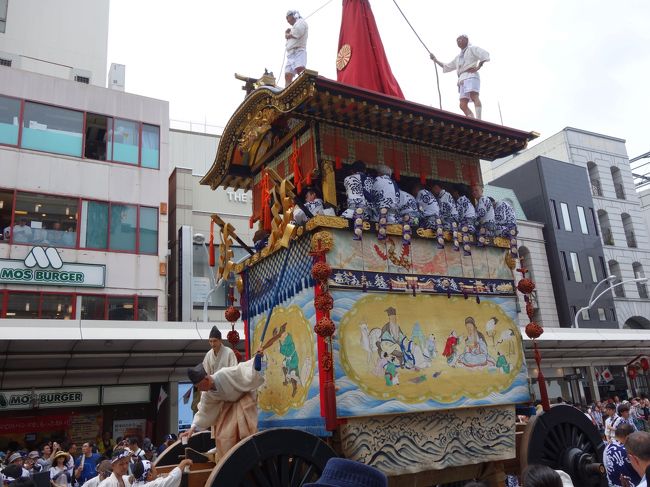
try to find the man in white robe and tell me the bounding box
[98,449,132,487]
[285,10,308,85]
[131,459,192,487]
[430,35,490,119]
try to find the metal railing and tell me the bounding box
[591,179,603,196]
[626,231,638,248]
[602,228,615,246]
[615,183,626,200]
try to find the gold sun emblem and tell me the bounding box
[336,44,352,71]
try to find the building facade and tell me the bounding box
[492,128,650,330]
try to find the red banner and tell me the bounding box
[0,414,72,434]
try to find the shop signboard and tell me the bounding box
[0,246,105,287]
[0,387,100,410]
[0,414,72,434]
[113,418,147,441]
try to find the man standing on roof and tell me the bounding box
[430,35,490,120]
[285,10,308,86]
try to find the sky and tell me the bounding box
[107,0,650,160]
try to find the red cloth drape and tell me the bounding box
[337,0,404,99]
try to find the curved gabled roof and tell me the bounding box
[201,70,538,190]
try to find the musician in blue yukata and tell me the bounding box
[371,165,400,224]
[432,181,458,230]
[413,182,440,230]
[451,184,476,255]
[342,160,374,220]
[292,187,335,225]
[397,187,421,226]
[493,197,517,236]
[472,184,495,246]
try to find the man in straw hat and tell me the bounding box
[180,351,266,458]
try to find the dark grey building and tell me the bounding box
[493,156,617,328]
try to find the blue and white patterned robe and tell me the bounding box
[398,191,421,223]
[456,195,476,229]
[342,172,373,219]
[475,195,495,234]
[436,189,458,230]
[494,200,517,236]
[603,440,641,487]
[371,175,400,224]
[416,189,440,230]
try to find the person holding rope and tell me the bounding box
[430,35,489,120]
[284,10,308,85]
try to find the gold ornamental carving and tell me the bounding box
[493,236,510,249]
[336,44,352,71]
[310,231,334,253]
[238,107,279,152]
[305,215,349,231]
[505,252,517,270]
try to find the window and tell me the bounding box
[576,206,588,234]
[80,295,106,320]
[80,201,109,249]
[560,203,572,231]
[12,192,78,247]
[599,256,607,278]
[5,292,73,319]
[0,189,13,242]
[84,113,112,161]
[109,204,137,251]
[550,199,560,229]
[561,251,571,281]
[611,167,626,200]
[588,256,598,283]
[193,244,248,308]
[22,102,83,157]
[109,119,139,165]
[141,124,160,169]
[570,306,578,319]
[589,208,599,236]
[138,207,158,254]
[597,308,607,321]
[570,252,582,282]
[581,309,590,320]
[0,0,7,33]
[108,296,135,320]
[137,296,157,321]
[610,308,616,322]
[0,95,20,145]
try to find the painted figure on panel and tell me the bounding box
[279,332,300,396]
[457,317,494,368]
[442,330,459,366]
[377,307,406,367]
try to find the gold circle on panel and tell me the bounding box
[336,44,352,71]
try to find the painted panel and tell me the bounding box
[340,406,515,476]
[332,292,528,418]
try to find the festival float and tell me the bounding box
[156,1,607,485]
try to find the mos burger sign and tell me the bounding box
[0,246,105,288]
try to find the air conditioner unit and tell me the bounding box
[109,63,125,91]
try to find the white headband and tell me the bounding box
[286,10,300,18]
[111,449,132,464]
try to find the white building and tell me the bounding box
[0,0,109,86]
[491,128,650,330]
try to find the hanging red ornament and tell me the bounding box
[224,306,241,323]
[517,278,536,295]
[526,302,535,320]
[314,317,336,338]
[628,367,638,380]
[312,262,332,282]
[525,321,544,339]
[227,329,240,346]
[314,293,334,312]
[321,351,333,371]
[641,358,649,371]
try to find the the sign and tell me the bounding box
[69,412,103,444]
[102,385,150,405]
[226,191,248,203]
[0,387,100,410]
[192,277,210,304]
[0,414,72,434]
[564,373,584,381]
[0,246,105,288]
[113,419,146,441]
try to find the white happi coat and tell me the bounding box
[292,199,334,225]
[398,191,420,220]
[132,467,183,487]
[494,200,516,228]
[371,175,400,222]
[342,172,373,218]
[82,476,102,487]
[475,196,495,226]
[456,195,476,223]
[441,45,490,85]
[416,189,440,218]
[436,190,458,225]
[98,473,131,487]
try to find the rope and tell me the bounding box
[391,0,442,110]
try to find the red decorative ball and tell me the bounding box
[525,321,544,339]
[641,358,649,371]
[312,262,332,282]
[525,302,535,321]
[227,329,240,346]
[628,367,638,380]
[233,349,243,363]
[314,317,336,338]
[225,306,241,322]
[517,278,536,295]
[314,293,334,312]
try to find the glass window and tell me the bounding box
[139,207,158,254]
[137,296,157,321]
[84,113,111,161]
[108,296,134,320]
[80,295,106,320]
[0,95,20,145]
[598,308,607,321]
[80,200,108,249]
[0,189,14,243]
[589,208,599,236]
[561,251,571,281]
[5,292,39,319]
[141,124,160,169]
[40,294,73,319]
[193,244,248,307]
[13,192,78,247]
[599,256,607,278]
[109,204,137,251]
[560,202,572,231]
[577,206,588,234]
[570,252,582,282]
[550,199,560,229]
[22,102,83,157]
[109,119,139,164]
[588,256,598,283]
[581,309,590,320]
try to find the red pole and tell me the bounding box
[534,341,550,412]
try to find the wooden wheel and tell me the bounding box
[520,405,606,487]
[155,431,213,466]
[206,428,337,487]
